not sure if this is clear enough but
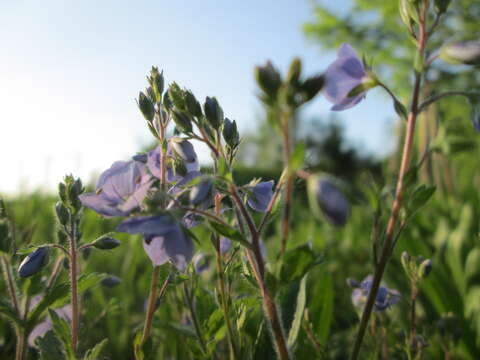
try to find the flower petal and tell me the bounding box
[117,215,176,235]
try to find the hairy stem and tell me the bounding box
[14,327,26,360]
[213,194,240,360]
[1,255,20,314]
[280,111,293,257]
[410,284,418,356]
[69,222,79,354]
[229,185,290,360]
[350,5,429,358]
[141,265,161,344]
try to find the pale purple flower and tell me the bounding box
[247,180,274,212]
[324,43,368,111]
[220,237,231,254]
[117,215,193,270]
[350,275,400,312]
[80,160,151,217]
[147,138,199,183]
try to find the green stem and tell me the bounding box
[15,327,26,360]
[418,91,480,113]
[350,5,429,358]
[141,265,161,345]
[69,222,79,355]
[280,110,293,257]
[1,255,20,314]
[183,283,207,354]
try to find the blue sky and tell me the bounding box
[0,0,395,193]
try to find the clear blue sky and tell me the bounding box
[0,0,395,193]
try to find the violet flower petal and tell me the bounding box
[247,180,274,212]
[117,215,176,235]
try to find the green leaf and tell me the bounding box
[408,185,436,215]
[0,298,23,326]
[288,142,305,175]
[207,221,252,250]
[280,244,322,283]
[83,339,108,360]
[36,330,67,360]
[28,283,70,326]
[48,309,75,359]
[287,275,307,348]
[316,273,334,343]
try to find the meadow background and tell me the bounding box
[1,1,480,359]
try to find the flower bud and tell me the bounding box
[255,61,282,100]
[307,175,350,227]
[401,251,412,273]
[299,74,325,102]
[189,179,213,206]
[193,253,210,274]
[222,118,239,148]
[434,0,451,15]
[184,90,202,118]
[137,91,155,122]
[18,247,49,278]
[286,57,302,87]
[55,202,70,226]
[203,96,223,129]
[418,259,432,278]
[101,275,122,287]
[440,41,480,66]
[149,67,164,102]
[171,110,193,133]
[58,182,67,203]
[93,236,121,250]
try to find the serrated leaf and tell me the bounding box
[36,330,67,360]
[287,275,307,348]
[207,221,252,250]
[83,339,108,360]
[48,309,75,359]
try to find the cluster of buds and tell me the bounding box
[401,251,433,281]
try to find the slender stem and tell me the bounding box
[69,222,79,354]
[350,5,429,359]
[410,283,418,356]
[229,185,290,360]
[183,283,207,354]
[1,255,20,314]
[280,111,293,257]
[141,265,161,344]
[15,328,26,360]
[418,91,480,113]
[213,194,240,360]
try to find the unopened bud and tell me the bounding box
[18,247,49,278]
[203,96,223,129]
[55,202,70,225]
[137,91,155,122]
[418,259,432,278]
[184,90,202,117]
[170,138,197,163]
[101,275,122,287]
[171,110,193,133]
[255,61,282,101]
[93,236,121,250]
[222,118,239,148]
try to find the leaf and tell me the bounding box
[316,273,334,343]
[83,339,108,360]
[48,309,75,359]
[287,275,307,348]
[288,142,305,175]
[408,185,436,215]
[28,282,70,326]
[0,298,23,326]
[207,221,252,250]
[280,244,322,283]
[35,330,67,360]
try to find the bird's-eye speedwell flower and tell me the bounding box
[247,180,274,212]
[349,275,400,312]
[324,43,376,111]
[80,160,151,217]
[117,215,193,271]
